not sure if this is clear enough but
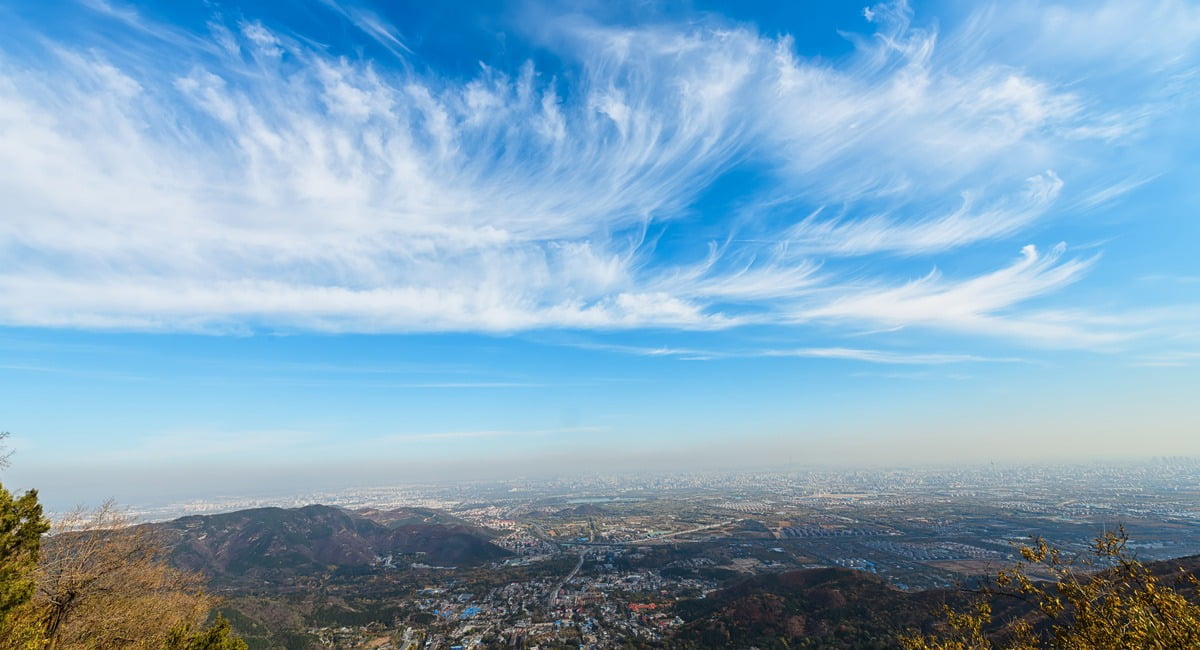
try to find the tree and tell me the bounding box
[902,528,1200,649]
[30,501,214,650]
[0,483,50,628]
[1,432,14,470]
[163,615,249,650]
[1,431,52,649]
[1,433,247,649]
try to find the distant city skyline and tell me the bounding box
[1,0,1198,508]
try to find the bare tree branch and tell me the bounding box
[31,501,214,650]
[0,431,13,469]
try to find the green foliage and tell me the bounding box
[903,528,1200,649]
[0,447,248,650]
[163,616,250,650]
[0,483,50,627]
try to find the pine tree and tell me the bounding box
[0,431,51,648]
[0,432,246,649]
[0,482,51,627]
[163,615,249,650]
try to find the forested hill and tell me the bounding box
[154,504,510,581]
[670,567,960,648]
[668,554,1200,649]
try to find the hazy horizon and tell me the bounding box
[12,448,1199,514]
[2,0,1199,512]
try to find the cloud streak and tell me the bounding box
[800,244,1110,344]
[563,340,1026,365]
[0,0,1190,348]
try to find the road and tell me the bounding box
[549,549,585,608]
[543,518,733,610]
[531,523,561,548]
[560,519,739,546]
[648,519,737,540]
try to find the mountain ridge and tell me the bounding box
[154,503,510,582]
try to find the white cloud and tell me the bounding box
[315,0,414,57]
[799,244,1118,345]
[563,340,1025,365]
[781,171,1063,256]
[1130,351,1200,367]
[0,1,1189,345]
[758,347,1004,365]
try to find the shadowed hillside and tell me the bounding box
[671,567,956,649]
[157,504,510,582]
[667,554,1200,649]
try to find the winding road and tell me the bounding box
[549,549,586,608]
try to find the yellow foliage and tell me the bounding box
[903,528,1200,650]
[2,501,214,650]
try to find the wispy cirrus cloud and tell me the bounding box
[316,0,414,57]
[0,0,1192,348]
[561,340,1025,365]
[799,244,1111,345]
[757,348,1013,365]
[780,172,1063,257]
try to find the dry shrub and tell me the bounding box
[30,501,212,650]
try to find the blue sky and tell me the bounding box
[1,0,1198,509]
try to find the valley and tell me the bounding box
[139,461,1200,649]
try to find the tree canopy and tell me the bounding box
[163,616,249,650]
[0,437,245,650]
[903,529,1200,649]
[0,483,50,630]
